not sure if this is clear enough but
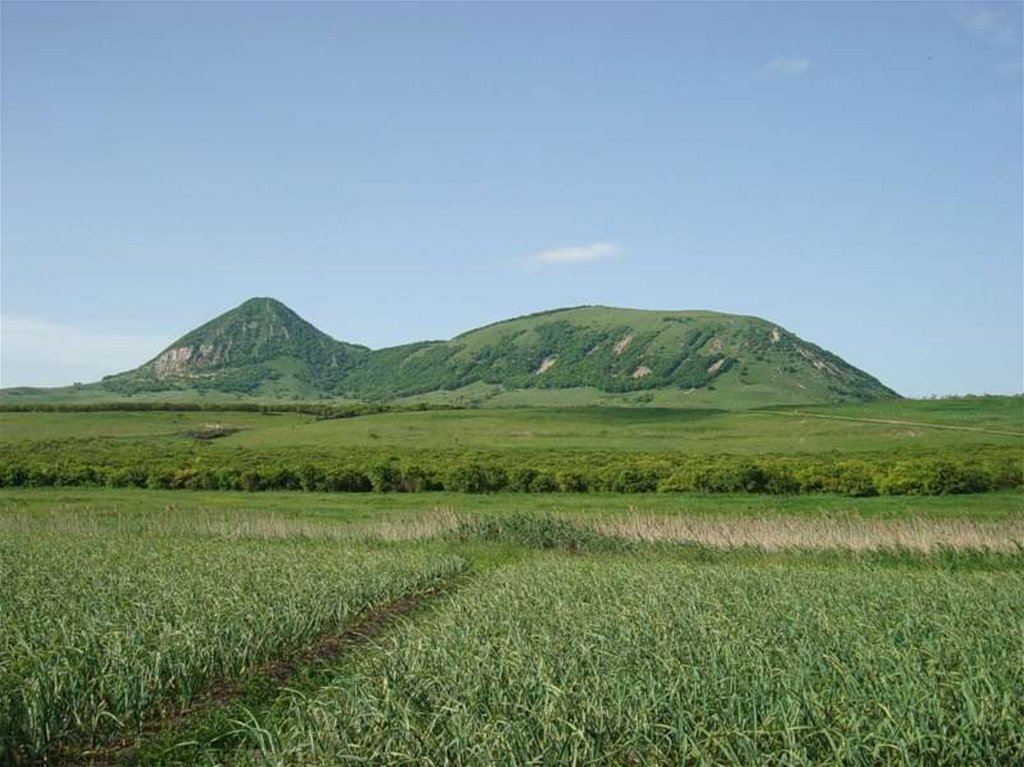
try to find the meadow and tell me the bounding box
[1,397,1021,764]
[2,397,1022,451]
[1,399,1021,497]
[0,496,1021,766]
[0,510,466,763]
[249,558,1023,766]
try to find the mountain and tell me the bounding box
[337,306,897,405]
[3,299,899,407]
[101,298,369,398]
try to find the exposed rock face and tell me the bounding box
[152,344,225,378]
[153,347,193,377]
[534,356,557,374]
[613,334,634,355]
[707,358,726,375]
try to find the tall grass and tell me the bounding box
[0,524,466,763]
[247,559,1024,766]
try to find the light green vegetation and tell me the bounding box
[2,397,1019,454]
[2,399,1019,500]
[0,384,263,406]
[398,388,1024,413]
[238,557,1023,766]
[215,404,1020,453]
[2,486,1021,523]
[772,395,1024,433]
[0,496,1021,765]
[0,409,309,442]
[0,512,467,763]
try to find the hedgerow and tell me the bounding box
[0,439,1019,496]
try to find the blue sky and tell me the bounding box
[2,1,1021,395]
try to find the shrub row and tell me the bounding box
[0,441,1019,496]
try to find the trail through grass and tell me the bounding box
[0,522,466,764]
[237,557,1024,766]
[757,408,1023,437]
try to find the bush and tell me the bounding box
[556,470,588,492]
[446,463,492,494]
[601,466,661,493]
[508,467,538,492]
[324,468,372,492]
[528,472,559,493]
[826,460,878,497]
[368,461,403,492]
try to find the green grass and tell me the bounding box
[2,486,1021,522]
[0,384,280,406]
[233,557,1024,766]
[1,396,1019,763]
[0,515,466,763]
[0,409,312,442]
[1,495,1021,765]
[173,397,1024,453]
[772,395,1024,432]
[215,404,1018,454]
[3,398,1018,454]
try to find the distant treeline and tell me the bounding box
[0,440,1019,497]
[0,401,463,418]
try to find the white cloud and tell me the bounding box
[526,242,621,265]
[0,315,172,388]
[758,56,811,77]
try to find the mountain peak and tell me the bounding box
[235,296,291,312]
[97,298,368,396]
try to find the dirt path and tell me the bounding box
[757,410,1023,438]
[52,576,466,767]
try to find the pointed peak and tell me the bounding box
[133,297,366,381]
[228,296,298,317]
[237,296,289,308]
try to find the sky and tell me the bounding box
[2,1,1021,396]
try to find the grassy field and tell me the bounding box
[251,558,1023,766]
[2,486,1022,523]
[1,397,1020,454]
[0,507,466,763]
[0,398,1020,763]
[219,405,1023,453]
[3,399,1019,498]
[0,495,1021,766]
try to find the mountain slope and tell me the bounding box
[339,306,897,403]
[101,298,369,397]
[4,300,900,406]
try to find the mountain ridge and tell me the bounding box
[4,298,900,407]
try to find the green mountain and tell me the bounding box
[101,298,369,398]
[339,306,898,405]
[4,299,900,407]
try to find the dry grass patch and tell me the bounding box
[0,506,461,542]
[593,512,1024,551]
